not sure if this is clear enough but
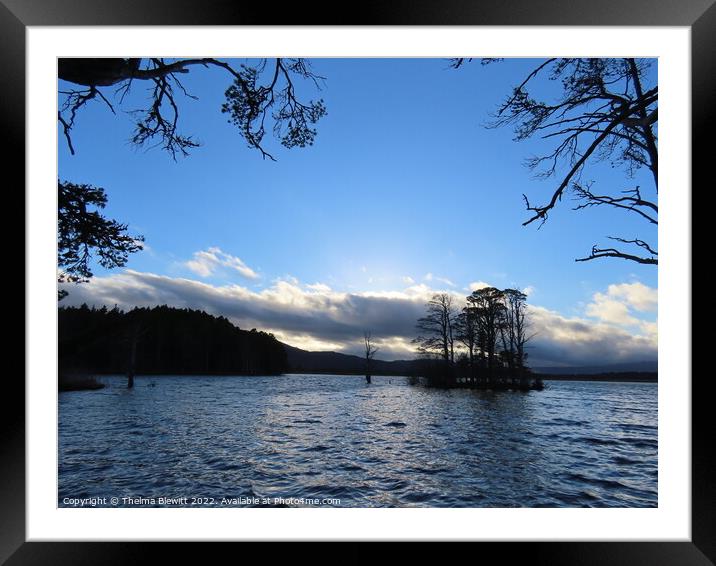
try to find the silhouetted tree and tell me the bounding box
[412,293,458,387]
[453,58,657,265]
[467,287,506,383]
[413,293,456,364]
[59,58,327,161]
[58,180,143,300]
[499,289,535,387]
[363,331,379,384]
[454,305,480,383]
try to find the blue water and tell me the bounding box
[58,375,657,507]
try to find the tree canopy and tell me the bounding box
[454,58,658,265]
[58,57,327,160]
[57,180,144,300]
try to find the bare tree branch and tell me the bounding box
[456,58,658,265]
[576,237,658,264]
[572,183,658,224]
[58,57,327,161]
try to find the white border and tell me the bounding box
[27,26,691,541]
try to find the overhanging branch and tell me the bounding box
[576,237,658,265]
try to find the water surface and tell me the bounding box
[58,374,657,507]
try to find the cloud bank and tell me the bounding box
[60,271,657,366]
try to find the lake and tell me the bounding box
[58,374,657,507]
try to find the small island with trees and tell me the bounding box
[411,288,543,391]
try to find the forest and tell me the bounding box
[59,305,288,386]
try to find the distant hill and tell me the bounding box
[283,346,658,378]
[282,344,414,375]
[532,361,657,375]
[538,372,657,383]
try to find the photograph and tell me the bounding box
[7,0,710,557]
[56,56,660,509]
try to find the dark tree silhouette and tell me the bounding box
[466,287,506,382]
[58,305,288,379]
[499,289,535,386]
[453,58,657,265]
[454,305,480,383]
[58,57,327,161]
[412,286,540,390]
[363,331,379,384]
[122,315,149,389]
[413,293,456,364]
[58,180,144,300]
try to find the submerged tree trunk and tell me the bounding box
[364,331,378,385]
[127,328,138,389]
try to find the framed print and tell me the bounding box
[9,0,711,562]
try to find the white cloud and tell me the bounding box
[586,294,640,326]
[424,272,455,287]
[306,282,332,293]
[184,247,259,280]
[468,281,492,292]
[585,282,657,327]
[436,277,455,287]
[639,320,658,339]
[606,282,657,312]
[268,330,347,353]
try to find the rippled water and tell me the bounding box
[58,374,657,507]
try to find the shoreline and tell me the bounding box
[62,371,658,384]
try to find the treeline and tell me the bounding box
[412,288,542,390]
[59,305,288,377]
[538,372,657,383]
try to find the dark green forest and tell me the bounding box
[59,305,288,376]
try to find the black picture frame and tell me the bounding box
[8,0,709,561]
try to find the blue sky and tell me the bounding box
[58,58,658,365]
